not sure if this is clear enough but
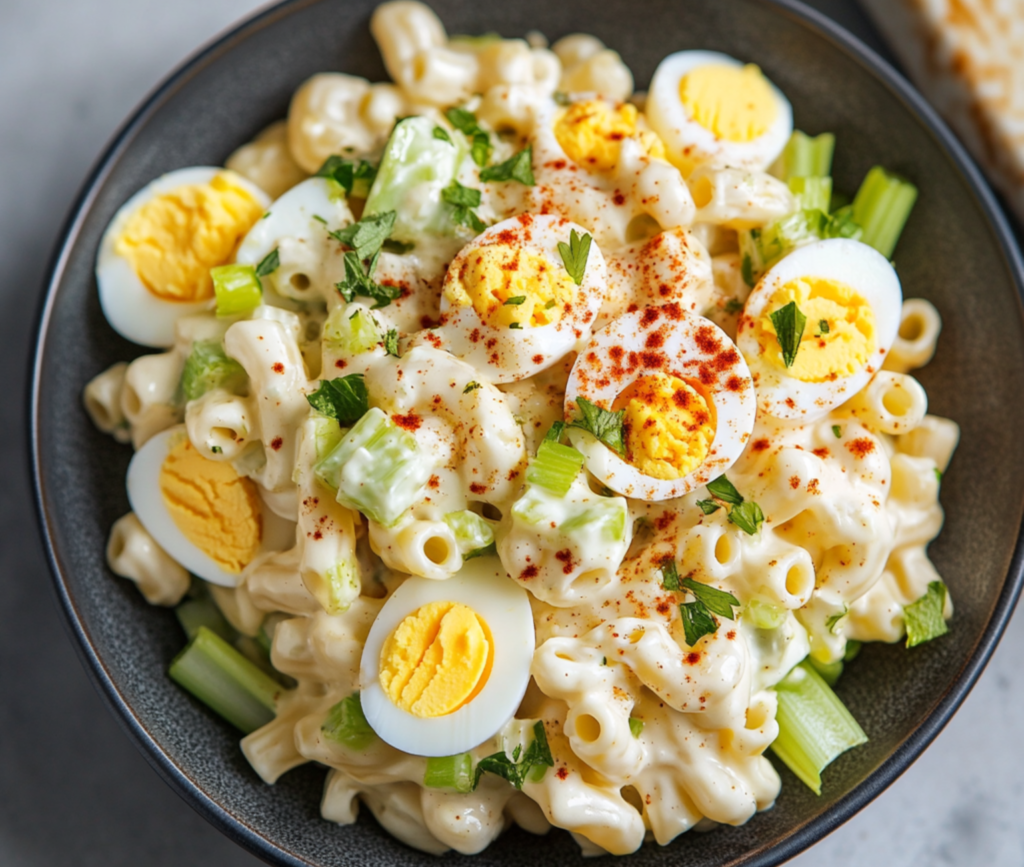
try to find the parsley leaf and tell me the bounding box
[329,211,397,263]
[680,577,739,620]
[680,601,718,646]
[832,424,843,438]
[433,125,452,144]
[306,374,369,425]
[741,253,756,288]
[504,295,526,306]
[445,107,492,167]
[769,301,807,368]
[255,248,280,278]
[544,421,565,443]
[463,381,481,394]
[704,475,764,535]
[696,499,722,515]
[509,321,522,330]
[905,581,949,648]
[382,238,414,255]
[479,146,535,185]
[553,91,572,106]
[728,500,764,535]
[384,329,400,357]
[557,229,592,286]
[442,180,487,233]
[659,557,682,591]
[826,606,848,634]
[315,155,377,196]
[629,717,644,738]
[474,721,553,789]
[724,297,744,314]
[818,319,830,335]
[569,396,625,456]
[934,467,943,483]
[706,476,744,506]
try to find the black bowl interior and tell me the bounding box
[31,0,1024,865]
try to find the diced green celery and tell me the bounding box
[363,116,466,242]
[444,510,496,558]
[629,717,644,738]
[904,581,949,648]
[778,131,835,180]
[788,176,833,213]
[179,340,247,402]
[760,210,827,258]
[424,754,474,793]
[824,205,863,240]
[323,305,382,355]
[512,485,628,545]
[211,264,262,317]
[314,407,432,527]
[851,166,918,258]
[322,692,376,750]
[771,661,867,795]
[175,595,235,642]
[168,626,280,733]
[807,655,844,686]
[312,416,344,462]
[843,639,862,662]
[306,557,361,615]
[744,598,786,630]
[526,440,585,496]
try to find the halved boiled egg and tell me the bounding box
[736,238,902,421]
[126,427,295,586]
[433,214,607,382]
[645,51,792,175]
[359,559,534,757]
[565,305,756,501]
[97,167,270,348]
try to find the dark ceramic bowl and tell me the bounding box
[30,0,1024,864]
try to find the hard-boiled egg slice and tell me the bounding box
[126,426,295,586]
[97,167,270,348]
[359,559,535,757]
[646,50,792,175]
[736,238,902,421]
[432,214,607,382]
[565,305,756,501]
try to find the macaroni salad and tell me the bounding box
[84,1,959,856]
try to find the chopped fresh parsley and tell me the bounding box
[545,299,557,309]
[553,91,572,106]
[463,381,482,394]
[724,297,744,315]
[255,247,280,278]
[601,656,608,665]
[818,319,830,335]
[680,600,718,646]
[659,557,682,591]
[211,445,222,454]
[769,301,807,368]
[382,238,414,255]
[569,396,625,456]
[479,146,535,185]
[474,721,553,789]
[384,329,400,357]
[433,125,452,144]
[442,180,487,233]
[334,251,402,308]
[706,475,743,506]
[306,374,369,425]
[557,229,592,286]
[934,467,943,483]
[681,577,740,619]
[445,107,491,167]
[315,155,377,197]
[832,424,843,438]
[629,717,644,738]
[703,474,764,535]
[728,500,765,535]
[504,295,527,306]
[312,214,327,224]
[329,211,397,263]
[696,499,722,515]
[741,253,755,288]
[826,606,848,634]
[544,421,566,443]
[905,581,949,648]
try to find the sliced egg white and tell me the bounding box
[736,238,902,421]
[359,559,535,757]
[565,306,756,501]
[97,167,270,348]
[126,426,295,586]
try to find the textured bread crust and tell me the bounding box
[860,0,1024,222]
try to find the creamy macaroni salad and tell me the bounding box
[84,1,960,856]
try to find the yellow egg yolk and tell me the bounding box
[756,276,877,381]
[445,244,576,329]
[115,173,264,302]
[553,100,666,172]
[158,436,262,573]
[679,64,778,142]
[379,601,493,718]
[612,373,716,480]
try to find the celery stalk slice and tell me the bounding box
[211,264,262,317]
[322,692,376,750]
[424,753,474,793]
[771,660,867,795]
[778,131,835,180]
[851,166,918,259]
[526,440,585,496]
[175,595,234,643]
[168,626,280,733]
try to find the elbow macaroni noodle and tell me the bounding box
[85,1,960,857]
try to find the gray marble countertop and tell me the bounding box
[2,1,1021,864]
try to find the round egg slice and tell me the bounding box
[736,238,902,421]
[97,167,270,348]
[434,214,607,382]
[359,559,535,757]
[645,51,792,175]
[235,176,354,303]
[127,427,295,586]
[565,305,756,501]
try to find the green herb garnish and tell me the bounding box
[629,717,644,738]
[904,581,949,648]
[479,146,535,185]
[696,499,722,515]
[706,475,744,506]
[433,125,452,144]
[473,721,553,789]
[335,251,402,308]
[329,211,397,263]
[681,577,740,619]
[441,180,487,232]
[659,557,682,591]
[703,475,764,536]
[504,296,527,306]
[569,396,625,456]
[384,329,400,357]
[557,229,592,286]
[463,381,482,394]
[316,155,377,197]
[832,425,842,438]
[445,107,491,167]
[818,319,830,335]
[769,301,807,368]
[306,374,369,425]
[725,298,744,314]
[680,600,718,646]
[255,248,280,278]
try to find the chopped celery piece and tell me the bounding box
[843,639,862,662]
[444,510,496,558]
[512,484,628,545]
[807,655,844,686]
[179,340,247,402]
[314,407,432,527]
[211,264,262,317]
[175,595,234,642]
[904,580,949,648]
[322,692,376,750]
[424,753,474,793]
[312,416,344,461]
[778,131,835,180]
[851,166,918,258]
[789,176,832,213]
[744,598,786,630]
[323,305,382,355]
[305,558,360,615]
[168,626,280,733]
[629,717,644,738]
[526,440,585,496]
[363,116,465,242]
[771,661,867,795]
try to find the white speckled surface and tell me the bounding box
[2,1,1021,864]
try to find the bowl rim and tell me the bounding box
[28,0,1024,864]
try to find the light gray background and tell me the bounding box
[1,1,1021,864]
